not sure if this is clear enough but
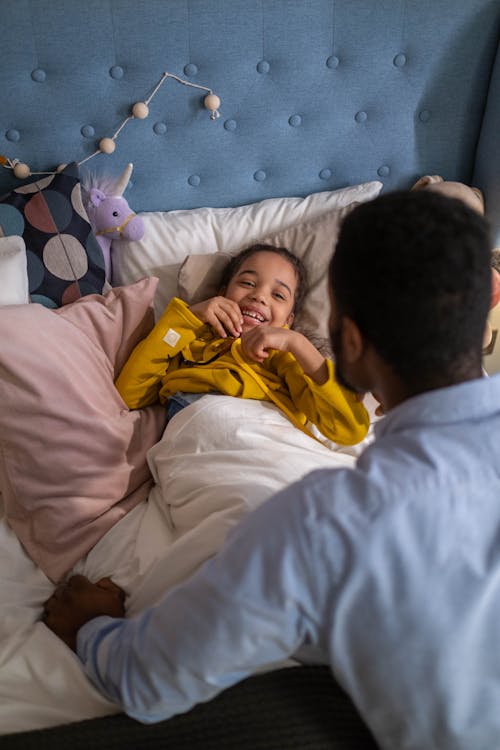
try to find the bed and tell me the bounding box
[1,1,500,747]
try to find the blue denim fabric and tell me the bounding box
[166,393,191,421]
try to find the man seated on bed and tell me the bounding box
[43,190,500,750]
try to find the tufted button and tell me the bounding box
[253,170,266,182]
[393,53,407,68]
[153,122,167,135]
[288,115,302,127]
[256,60,270,74]
[31,68,46,82]
[419,109,431,122]
[319,168,332,180]
[184,63,198,77]
[355,111,368,123]
[326,55,340,69]
[188,174,201,187]
[81,125,95,138]
[224,119,237,131]
[5,129,20,142]
[377,165,390,177]
[109,65,124,79]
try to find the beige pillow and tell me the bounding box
[177,205,355,340]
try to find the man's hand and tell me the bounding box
[42,575,126,652]
[371,391,386,416]
[189,297,243,338]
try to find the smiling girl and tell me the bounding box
[115,244,369,445]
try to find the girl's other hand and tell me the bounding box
[241,326,292,362]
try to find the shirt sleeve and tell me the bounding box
[273,354,370,445]
[114,297,204,409]
[77,481,325,724]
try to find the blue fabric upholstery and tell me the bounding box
[0,0,499,240]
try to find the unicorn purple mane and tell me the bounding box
[82,163,144,281]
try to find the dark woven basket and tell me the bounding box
[2,666,379,749]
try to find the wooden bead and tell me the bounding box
[204,94,220,112]
[13,162,30,179]
[99,138,116,154]
[132,102,149,119]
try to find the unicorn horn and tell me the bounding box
[114,163,133,196]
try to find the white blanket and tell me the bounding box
[0,395,372,734]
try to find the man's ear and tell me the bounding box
[286,311,295,327]
[341,316,364,362]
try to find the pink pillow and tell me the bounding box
[0,277,167,582]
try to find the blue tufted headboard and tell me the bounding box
[1,0,500,240]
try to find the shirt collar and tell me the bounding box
[374,373,500,439]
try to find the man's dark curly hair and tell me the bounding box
[329,190,492,390]
[219,243,309,318]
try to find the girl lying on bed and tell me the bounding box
[115,243,369,445]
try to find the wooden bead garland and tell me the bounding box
[1,71,221,180]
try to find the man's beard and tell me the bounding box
[330,325,363,394]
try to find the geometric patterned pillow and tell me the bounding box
[0,162,105,307]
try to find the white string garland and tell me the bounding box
[0,71,221,179]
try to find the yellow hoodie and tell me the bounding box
[115,297,369,445]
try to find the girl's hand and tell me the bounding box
[242,326,328,384]
[241,326,293,362]
[189,297,244,338]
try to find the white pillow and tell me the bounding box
[112,182,382,319]
[0,235,29,306]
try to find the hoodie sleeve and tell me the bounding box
[275,354,370,445]
[115,297,204,409]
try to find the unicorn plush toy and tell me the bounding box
[83,163,144,281]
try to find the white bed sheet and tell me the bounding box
[0,395,374,735]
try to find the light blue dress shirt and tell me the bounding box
[78,374,500,750]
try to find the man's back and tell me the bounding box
[308,374,500,749]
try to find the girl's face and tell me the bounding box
[223,251,297,331]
